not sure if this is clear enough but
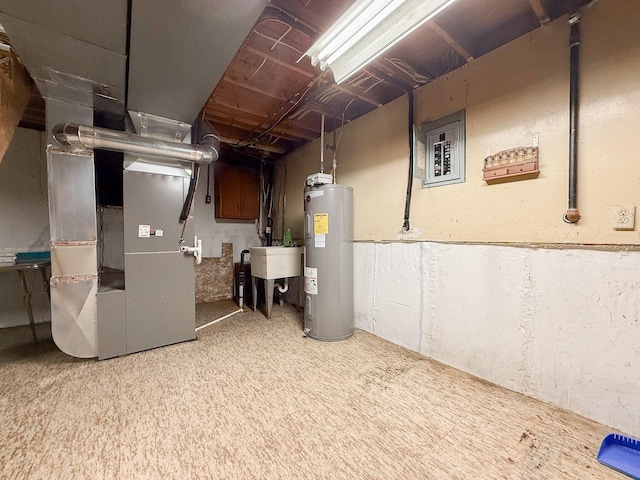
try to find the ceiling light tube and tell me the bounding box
[324,0,406,66]
[305,0,456,84]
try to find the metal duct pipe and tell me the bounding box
[53,123,219,164]
[564,15,582,224]
[198,118,221,154]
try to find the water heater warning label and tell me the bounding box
[314,213,329,234]
[304,267,318,295]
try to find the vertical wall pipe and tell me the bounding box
[320,113,325,174]
[402,88,415,232]
[564,16,581,224]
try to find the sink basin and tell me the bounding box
[249,246,303,279]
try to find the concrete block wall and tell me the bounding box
[354,241,640,437]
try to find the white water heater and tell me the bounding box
[303,179,353,341]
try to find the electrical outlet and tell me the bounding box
[613,205,635,230]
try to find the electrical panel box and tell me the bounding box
[414,110,465,188]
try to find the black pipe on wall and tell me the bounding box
[402,88,414,232]
[564,16,581,224]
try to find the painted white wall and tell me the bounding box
[355,241,640,437]
[0,127,50,328]
[193,164,261,263]
[282,0,640,438]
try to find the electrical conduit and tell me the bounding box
[564,13,582,223]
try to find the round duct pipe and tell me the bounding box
[53,123,219,164]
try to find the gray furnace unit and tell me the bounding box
[303,177,354,341]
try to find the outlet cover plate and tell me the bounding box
[613,205,636,230]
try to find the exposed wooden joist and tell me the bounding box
[258,2,318,39]
[251,30,305,56]
[335,83,383,107]
[205,101,319,140]
[309,80,385,110]
[428,21,474,62]
[242,44,314,79]
[211,117,309,144]
[244,30,317,74]
[301,100,354,122]
[206,100,321,136]
[221,77,287,102]
[366,61,415,92]
[216,134,289,155]
[213,120,298,147]
[207,109,313,143]
[268,0,326,35]
[527,0,550,25]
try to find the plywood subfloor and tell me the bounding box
[0,302,625,479]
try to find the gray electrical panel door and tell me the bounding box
[303,184,354,341]
[123,170,195,354]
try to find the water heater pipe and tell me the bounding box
[53,123,219,164]
[332,122,337,183]
[320,113,325,173]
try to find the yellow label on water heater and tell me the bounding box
[314,213,329,234]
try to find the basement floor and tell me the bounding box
[0,301,625,479]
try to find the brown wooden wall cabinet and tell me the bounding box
[214,163,259,219]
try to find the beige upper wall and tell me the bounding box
[285,97,409,240]
[285,0,640,244]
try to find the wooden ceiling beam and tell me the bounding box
[242,44,314,79]
[428,21,474,62]
[217,135,290,155]
[334,83,383,108]
[206,100,321,135]
[267,0,325,35]
[368,62,414,92]
[205,101,319,140]
[301,100,354,122]
[212,120,308,143]
[526,0,550,25]
[213,123,301,156]
[221,77,287,102]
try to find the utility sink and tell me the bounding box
[249,246,303,280]
[248,246,303,319]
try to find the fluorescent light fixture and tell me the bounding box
[305,0,456,84]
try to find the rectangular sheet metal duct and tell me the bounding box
[127,0,268,124]
[0,0,269,359]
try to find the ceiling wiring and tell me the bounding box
[384,57,431,85]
